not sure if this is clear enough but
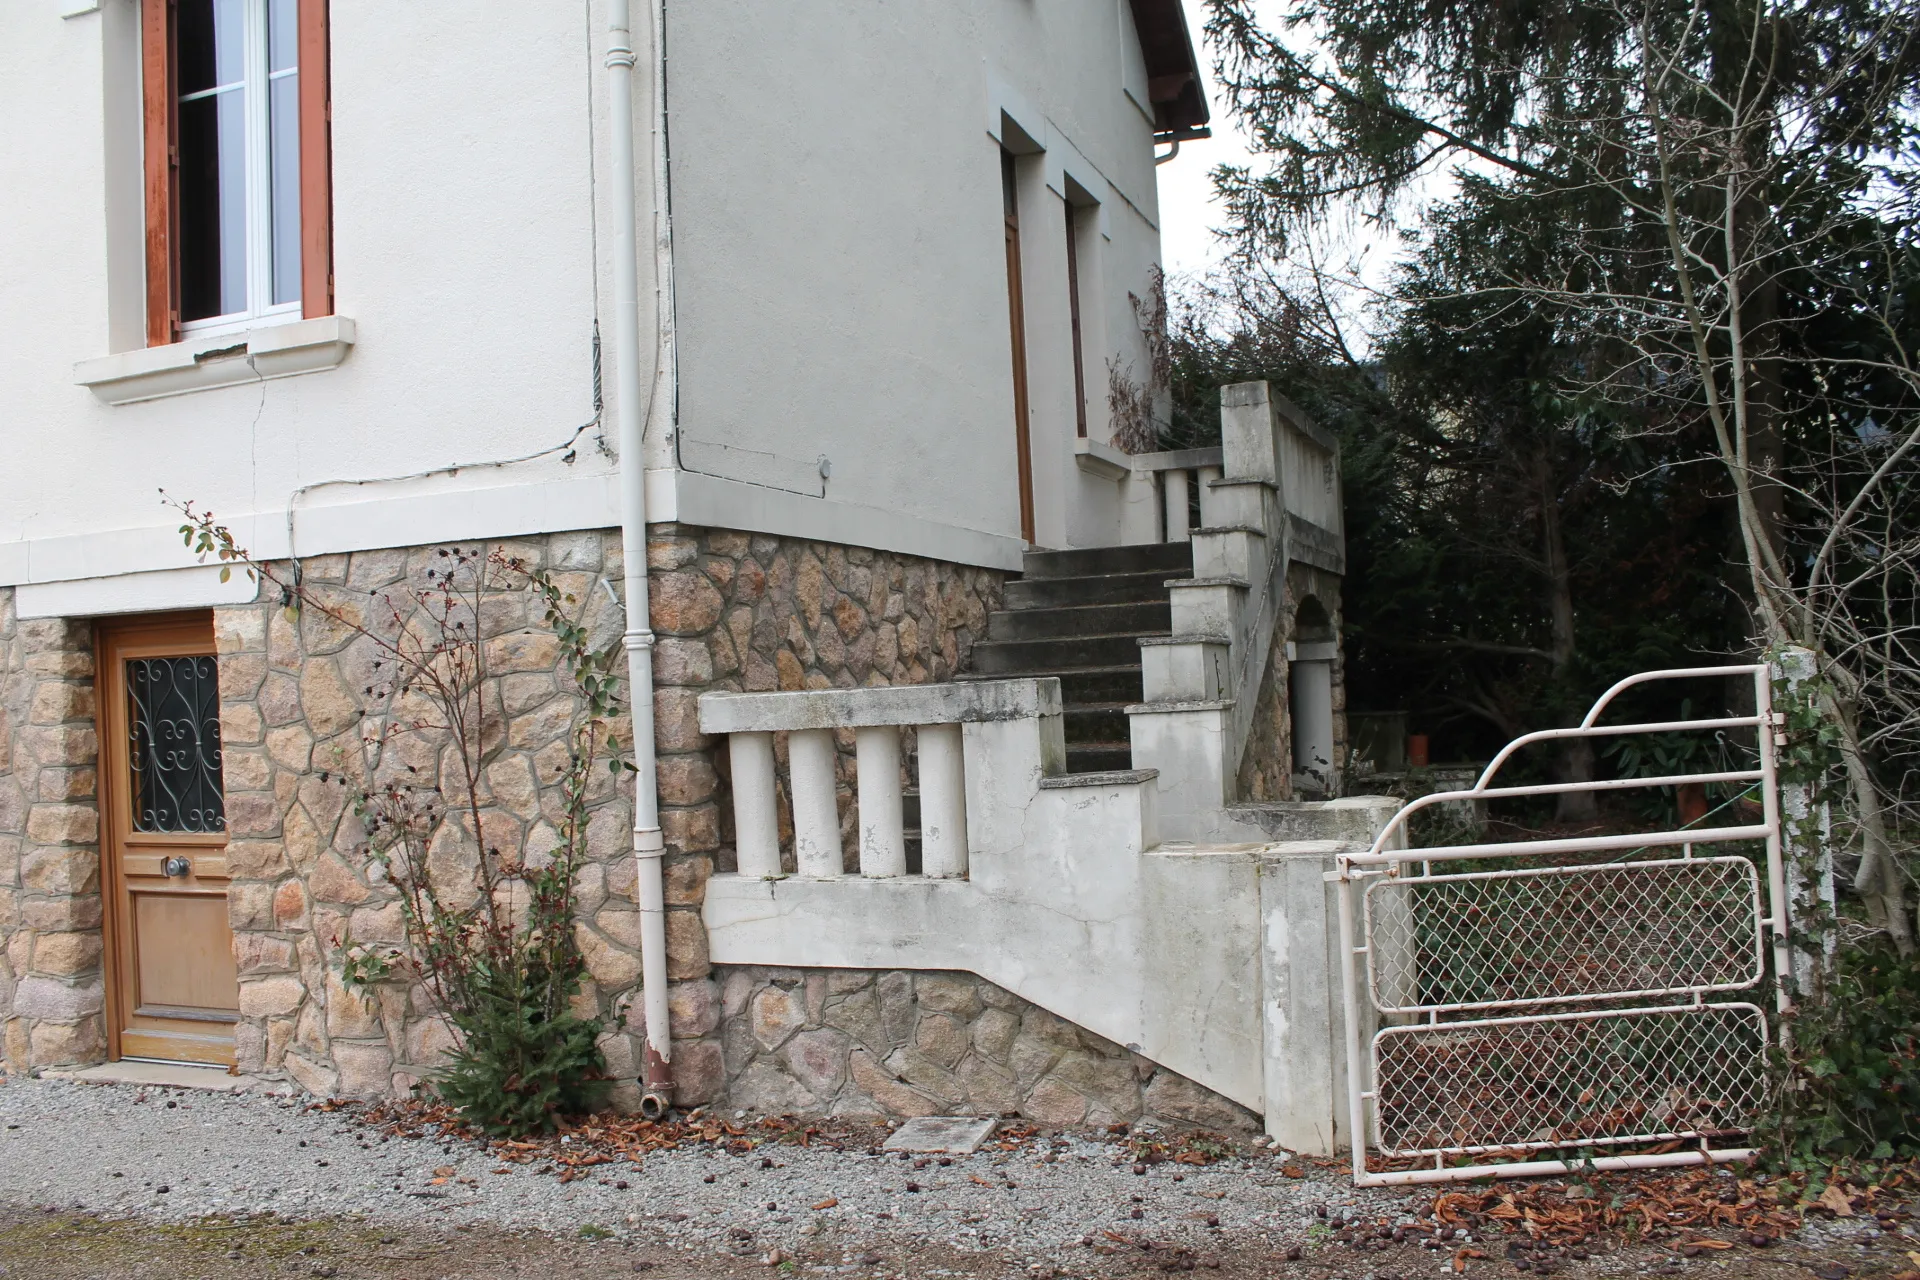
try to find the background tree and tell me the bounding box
[1199,0,1920,943]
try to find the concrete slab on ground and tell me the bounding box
[41,1061,285,1094]
[881,1117,997,1154]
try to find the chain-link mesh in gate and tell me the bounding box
[1365,857,1763,1013]
[1372,1003,1769,1156]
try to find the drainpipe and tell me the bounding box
[606,0,673,1117]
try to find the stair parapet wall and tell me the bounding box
[1129,383,1347,836]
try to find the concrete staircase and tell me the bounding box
[963,542,1195,774]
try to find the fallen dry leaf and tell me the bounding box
[811,1197,838,1211]
[970,1174,995,1188]
[432,1165,456,1177]
[1452,1246,1487,1273]
[1817,1184,1856,1217]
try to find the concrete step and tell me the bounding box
[967,632,1151,674]
[1003,569,1183,610]
[1021,541,1194,581]
[1226,799,1399,845]
[959,664,1144,704]
[986,600,1171,642]
[1064,702,1130,744]
[1066,743,1134,773]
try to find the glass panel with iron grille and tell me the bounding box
[128,657,226,834]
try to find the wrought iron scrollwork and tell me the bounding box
[128,656,226,833]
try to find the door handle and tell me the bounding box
[162,856,192,879]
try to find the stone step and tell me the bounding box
[1020,541,1194,581]
[985,600,1171,642]
[1002,569,1184,610]
[967,632,1151,674]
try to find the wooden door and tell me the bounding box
[99,613,239,1066]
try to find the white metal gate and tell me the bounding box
[1335,665,1789,1186]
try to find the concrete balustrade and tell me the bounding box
[855,725,907,877]
[698,678,1063,882]
[1120,447,1227,545]
[916,722,968,878]
[789,728,840,876]
[728,730,782,878]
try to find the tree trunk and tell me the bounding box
[1835,694,1915,955]
[1538,447,1598,822]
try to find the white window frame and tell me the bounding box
[178,0,302,338]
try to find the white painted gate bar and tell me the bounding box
[1334,663,1788,1186]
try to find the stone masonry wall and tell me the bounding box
[0,595,105,1073]
[209,532,647,1102]
[3,524,1281,1133]
[1235,564,1347,803]
[717,966,1258,1132]
[640,524,1003,1106]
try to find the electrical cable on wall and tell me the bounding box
[278,0,610,581]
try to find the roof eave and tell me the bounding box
[1127,0,1211,134]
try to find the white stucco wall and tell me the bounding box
[1,0,1171,606]
[667,0,1168,552]
[0,0,647,602]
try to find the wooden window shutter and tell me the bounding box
[298,0,333,318]
[141,0,177,347]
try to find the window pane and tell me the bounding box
[178,86,249,320]
[270,70,302,305]
[176,0,246,95]
[267,0,298,73]
[127,657,226,835]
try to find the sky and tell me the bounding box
[1154,3,1257,279]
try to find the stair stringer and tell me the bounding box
[1131,410,1292,840]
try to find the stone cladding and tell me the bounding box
[640,523,1003,1105]
[0,595,105,1073]
[715,965,1258,1131]
[1,525,1268,1134]
[1235,564,1347,803]
[206,532,646,1102]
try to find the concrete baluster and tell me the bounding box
[916,722,968,878]
[789,727,842,876]
[855,725,908,877]
[1195,463,1222,529]
[729,731,782,878]
[1164,467,1191,542]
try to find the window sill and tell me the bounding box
[1073,436,1132,481]
[74,315,356,406]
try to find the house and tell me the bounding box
[0,0,1367,1142]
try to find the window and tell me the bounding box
[1001,149,1036,543]
[144,0,332,345]
[1064,202,1088,437]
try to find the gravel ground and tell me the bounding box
[2,1075,1911,1279]
[0,1076,1408,1266]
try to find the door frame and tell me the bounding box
[96,610,238,1065]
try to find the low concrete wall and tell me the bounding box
[703,684,1397,1152]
